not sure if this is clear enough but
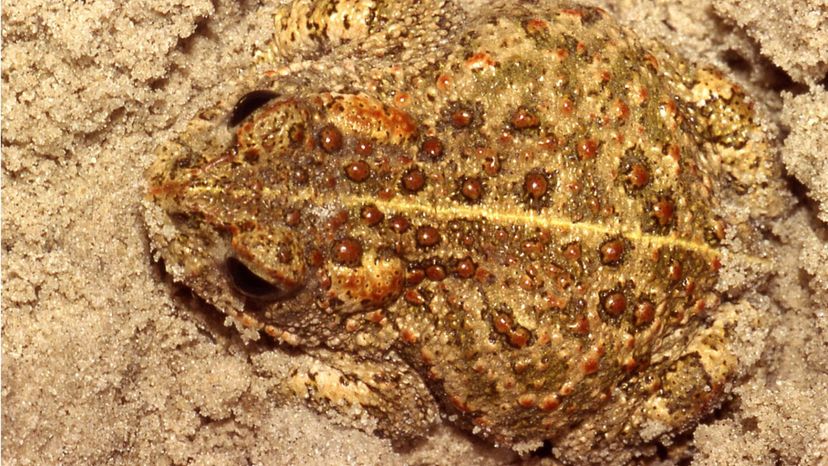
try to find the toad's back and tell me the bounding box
[146,0,741,454]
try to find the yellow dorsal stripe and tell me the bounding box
[344,194,718,258]
[185,185,718,258]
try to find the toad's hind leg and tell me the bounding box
[685,66,787,219]
[285,348,440,440]
[681,64,787,282]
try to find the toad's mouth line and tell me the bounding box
[186,185,721,259]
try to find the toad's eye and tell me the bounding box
[226,256,285,300]
[228,90,279,127]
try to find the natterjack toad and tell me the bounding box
[144,0,775,461]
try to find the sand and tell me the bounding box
[2,0,827,464]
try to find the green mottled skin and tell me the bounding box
[145,0,769,460]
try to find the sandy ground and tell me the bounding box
[2,0,828,464]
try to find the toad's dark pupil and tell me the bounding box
[228,90,279,127]
[226,256,282,300]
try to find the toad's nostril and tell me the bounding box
[229,90,279,127]
[226,256,282,300]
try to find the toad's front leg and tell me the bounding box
[261,0,461,63]
[282,347,440,440]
